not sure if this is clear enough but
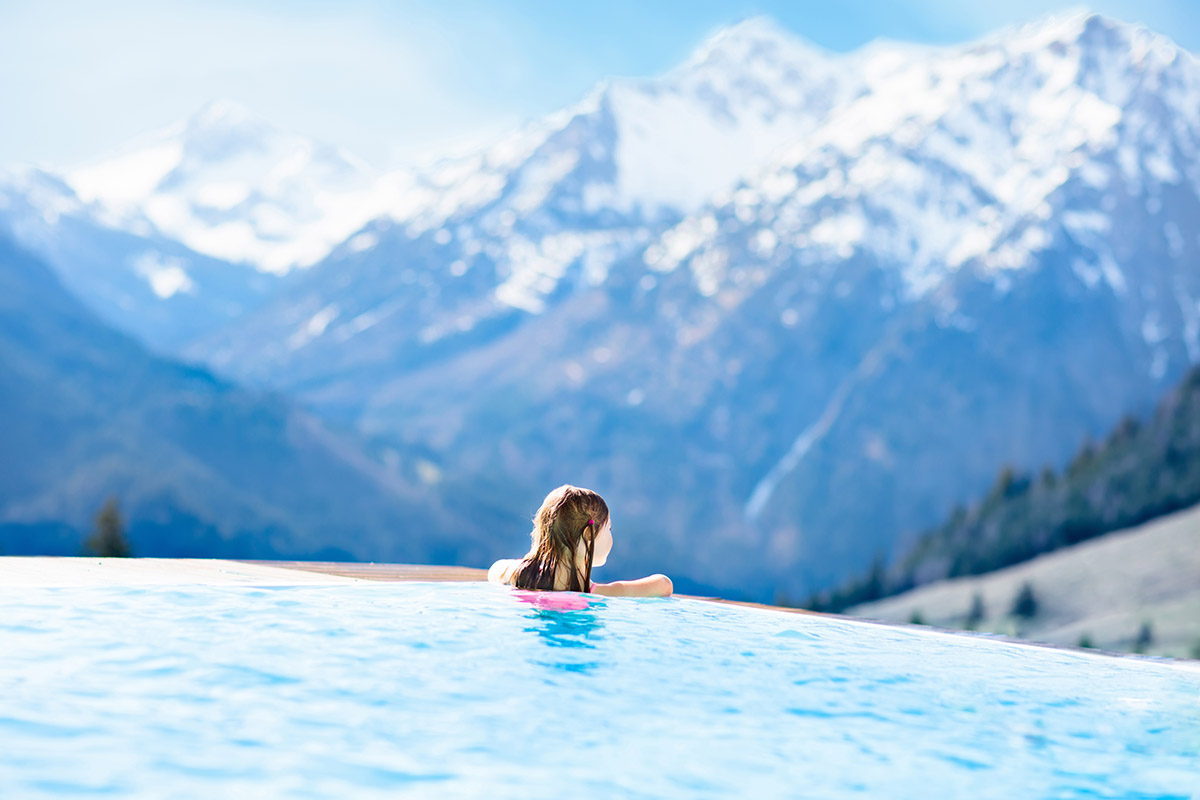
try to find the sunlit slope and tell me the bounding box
[849,504,1200,658]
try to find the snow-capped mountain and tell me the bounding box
[10,11,1200,600]
[67,99,396,275]
[665,12,1199,303]
[178,12,1200,600]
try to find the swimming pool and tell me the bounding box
[1,582,1197,798]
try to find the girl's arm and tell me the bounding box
[488,559,521,585]
[590,574,673,598]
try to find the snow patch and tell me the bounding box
[1164,221,1185,257]
[70,139,183,207]
[288,304,340,350]
[133,252,195,299]
[347,232,378,253]
[1141,311,1166,345]
[194,181,250,211]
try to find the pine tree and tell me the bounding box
[82,497,133,558]
[863,555,885,603]
[1134,621,1153,654]
[1077,633,1094,649]
[802,591,826,613]
[1111,414,1140,444]
[1037,465,1056,489]
[1011,581,1038,619]
[986,465,1016,505]
[965,591,986,630]
[1067,437,1096,477]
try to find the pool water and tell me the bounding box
[1,583,1197,798]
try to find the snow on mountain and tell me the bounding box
[656,12,1200,300]
[67,99,397,275]
[591,16,849,216]
[390,16,850,225]
[190,16,856,377]
[0,164,278,351]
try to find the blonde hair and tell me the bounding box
[512,485,609,592]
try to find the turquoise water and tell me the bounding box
[1,583,1197,799]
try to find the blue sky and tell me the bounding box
[2,0,1197,170]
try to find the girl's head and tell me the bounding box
[513,485,611,592]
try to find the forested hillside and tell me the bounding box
[813,363,1200,611]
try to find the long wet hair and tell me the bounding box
[512,485,609,592]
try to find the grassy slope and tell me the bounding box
[849,502,1200,658]
[812,362,1200,615]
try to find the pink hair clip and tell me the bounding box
[588,519,595,526]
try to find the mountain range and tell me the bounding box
[4,11,1198,600]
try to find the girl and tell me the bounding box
[488,484,673,598]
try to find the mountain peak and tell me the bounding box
[182,98,277,152]
[715,15,799,43]
[684,15,829,71]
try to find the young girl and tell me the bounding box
[488,484,673,597]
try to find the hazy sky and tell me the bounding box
[3,0,1197,171]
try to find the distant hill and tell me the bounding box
[813,362,1200,612]
[0,234,510,565]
